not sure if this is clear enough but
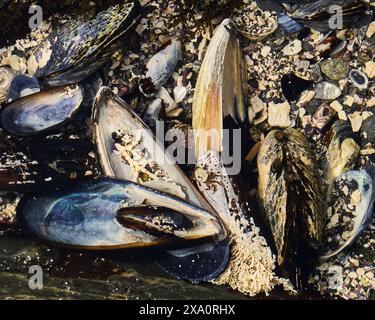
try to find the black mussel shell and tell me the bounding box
[156,240,230,283]
[0,84,83,136]
[7,74,40,103]
[28,1,143,87]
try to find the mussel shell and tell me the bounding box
[323,168,375,259]
[156,240,230,283]
[17,177,222,250]
[27,1,142,86]
[278,14,303,34]
[0,66,15,104]
[258,128,325,288]
[92,87,230,282]
[139,39,181,97]
[7,74,40,103]
[324,120,360,181]
[92,87,220,216]
[0,85,83,136]
[290,0,366,32]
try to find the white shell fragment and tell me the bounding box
[267,101,291,128]
[173,85,187,104]
[282,40,302,56]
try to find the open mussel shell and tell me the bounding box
[192,19,279,295]
[92,86,221,213]
[0,84,83,136]
[139,39,181,97]
[27,1,142,87]
[193,18,246,157]
[322,168,375,259]
[17,177,222,250]
[257,128,325,289]
[92,87,229,282]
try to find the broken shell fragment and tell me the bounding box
[312,103,336,130]
[142,97,165,132]
[282,39,302,56]
[268,101,291,128]
[0,84,83,136]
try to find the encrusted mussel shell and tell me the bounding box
[0,84,83,136]
[323,168,375,259]
[17,177,222,250]
[27,1,142,87]
[92,87,230,282]
[257,128,325,289]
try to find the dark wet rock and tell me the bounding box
[281,73,314,101]
[305,99,321,115]
[361,115,375,144]
[320,58,349,80]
